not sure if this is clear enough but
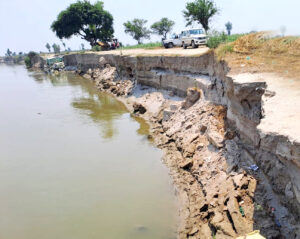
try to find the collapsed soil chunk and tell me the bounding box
[181,88,201,110]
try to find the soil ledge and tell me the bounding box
[30,52,300,238]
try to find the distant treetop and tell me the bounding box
[124,19,151,44]
[183,0,219,32]
[225,21,233,35]
[51,1,114,46]
[151,18,175,39]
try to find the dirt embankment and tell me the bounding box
[216,32,300,79]
[82,64,264,238]
[35,51,300,238]
[75,57,299,238]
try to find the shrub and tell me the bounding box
[207,31,244,49]
[207,31,227,48]
[226,34,243,43]
[215,43,234,58]
[24,56,31,68]
[222,44,234,53]
[24,51,38,68]
[27,51,38,58]
[91,45,102,51]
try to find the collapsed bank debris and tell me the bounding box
[27,52,300,239]
[80,63,298,238]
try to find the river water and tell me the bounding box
[0,65,177,239]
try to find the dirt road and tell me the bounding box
[94,46,210,56]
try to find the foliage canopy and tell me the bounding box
[151,18,175,39]
[124,19,151,44]
[52,43,61,54]
[225,21,233,35]
[51,1,114,46]
[6,49,12,57]
[183,0,218,32]
[46,43,51,52]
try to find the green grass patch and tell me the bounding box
[121,42,162,50]
[226,34,244,43]
[216,43,234,58]
[91,45,102,52]
[207,32,244,49]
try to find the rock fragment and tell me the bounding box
[207,131,224,149]
[181,88,201,110]
[179,158,193,170]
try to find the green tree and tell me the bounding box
[225,21,232,35]
[51,1,114,46]
[183,0,219,32]
[151,18,175,39]
[46,43,51,52]
[52,43,61,54]
[24,51,38,68]
[124,19,151,44]
[6,48,12,56]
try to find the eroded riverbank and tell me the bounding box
[0,64,178,239]
[27,52,300,238]
[80,65,280,239]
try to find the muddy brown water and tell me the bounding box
[0,65,177,239]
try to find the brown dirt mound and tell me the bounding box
[217,32,300,78]
[233,32,268,54]
[232,32,300,56]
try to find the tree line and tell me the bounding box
[4,0,235,56]
[5,49,24,57]
[50,0,234,47]
[3,49,25,64]
[45,43,71,53]
[44,42,87,53]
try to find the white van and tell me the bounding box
[181,28,208,49]
[163,33,182,48]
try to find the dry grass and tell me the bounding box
[216,32,300,78]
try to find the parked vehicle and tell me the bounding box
[97,38,120,50]
[46,56,63,66]
[163,33,182,48]
[110,38,120,50]
[181,28,207,49]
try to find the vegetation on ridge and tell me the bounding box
[215,32,300,77]
[51,1,114,47]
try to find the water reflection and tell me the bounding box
[0,65,177,239]
[31,72,149,139]
[72,95,127,139]
[132,115,150,136]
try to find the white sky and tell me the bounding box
[0,0,299,55]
